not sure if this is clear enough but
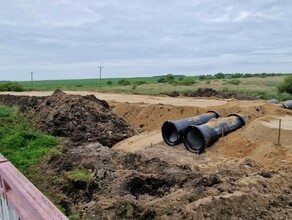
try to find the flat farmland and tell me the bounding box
[14,75,292,100]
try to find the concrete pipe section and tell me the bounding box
[183,114,246,154]
[161,111,221,146]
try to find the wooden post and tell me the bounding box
[277,119,281,146]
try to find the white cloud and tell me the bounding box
[0,0,292,80]
[203,9,252,23]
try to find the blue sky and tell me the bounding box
[0,0,292,81]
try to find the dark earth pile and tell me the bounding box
[36,142,291,219]
[0,94,45,112]
[184,88,256,100]
[0,90,137,146]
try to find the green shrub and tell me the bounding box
[231,73,243,78]
[199,75,206,81]
[0,105,13,119]
[206,80,211,85]
[75,84,83,87]
[157,74,175,84]
[165,74,174,81]
[222,87,229,93]
[178,77,195,85]
[0,82,24,92]
[215,72,225,79]
[118,79,131,85]
[277,75,292,94]
[134,80,146,85]
[107,81,113,85]
[157,77,168,83]
[169,79,177,85]
[227,79,241,85]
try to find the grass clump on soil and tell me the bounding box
[178,77,196,85]
[231,89,292,101]
[65,169,92,183]
[0,105,59,174]
[226,79,241,85]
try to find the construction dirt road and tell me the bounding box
[0,90,291,219]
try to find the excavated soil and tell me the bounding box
[0,91,292,219]
[184,88,256,100]
[0,90,137,146]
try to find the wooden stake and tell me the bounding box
[277,119,281,146]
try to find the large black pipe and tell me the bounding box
[161,111,220,146]
[183,114,245,154]
[283,100,292,109]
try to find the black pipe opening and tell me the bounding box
[184,126,205,153]
[161,121,180,145]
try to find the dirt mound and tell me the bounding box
[185,88,219,97]
[0,94,45,112]
[164,91,180,97]
[185,87,255,100]
[35,141,291,219]
[0,90,137,146]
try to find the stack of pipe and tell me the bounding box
[161,112,245,154]
[161,111,220,146]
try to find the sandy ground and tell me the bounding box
[2,90,290,168]
[261,115,292,130]
[0,91,228,107]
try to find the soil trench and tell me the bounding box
[112,100,292,169]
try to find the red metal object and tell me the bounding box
[0,155,67,220]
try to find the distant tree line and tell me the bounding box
[198,72,290,80]
[156,73,291,85]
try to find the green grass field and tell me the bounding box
[2,74,292,100]
[19,76,161,91]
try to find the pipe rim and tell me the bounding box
[161,121,180,146]
[183,126,206,154]
[206,110,221,118]
[227,113,246,126]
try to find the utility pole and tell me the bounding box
[98,64,104,89]
[31,71,34,88]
